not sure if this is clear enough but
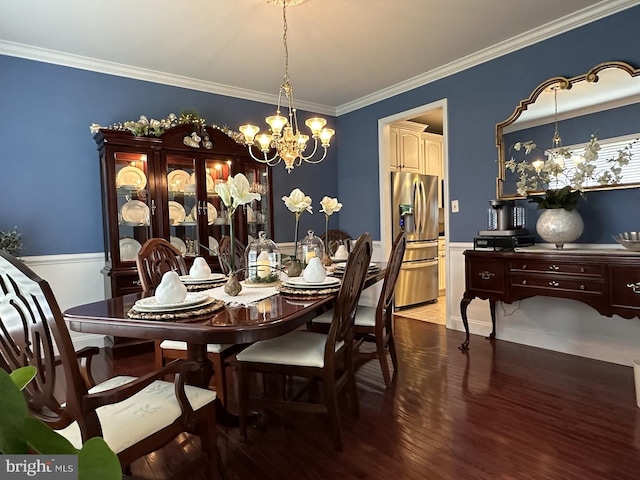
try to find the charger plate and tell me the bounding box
[277,284,340,298]
[127,298,225,320]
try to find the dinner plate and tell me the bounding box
[189,172,215,193]
[334,262,376,269]
[121,200,149,224]
[133,292,212,312]
[330,256,349,262]
[179,221,197,226]
[179,273,227,284]
[170,236,187,255]
[283,277,341,289]
[116,165,147,189]
[119,238,142,261]
[168,201,186,224]
[167,169,191,192]
[191,203,217,223]
[208,236,219,255]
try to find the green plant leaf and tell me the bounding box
[0,369,29,453]
[78,437,122,480]
[10,365,37,391]
[24,417,78,454]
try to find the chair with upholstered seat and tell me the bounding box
[136,238,237,407]
[237,233,373,451]
[0,250,218,478]
[311,232,407,386]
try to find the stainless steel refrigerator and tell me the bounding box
[391,172,439,308]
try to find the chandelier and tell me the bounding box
[239,0,334,173]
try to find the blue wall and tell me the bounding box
[337,5,640,243]
[2,5,640,255]
[0,56,337,255]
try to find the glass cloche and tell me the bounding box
[245,231,281,285]
[298,230,325,265]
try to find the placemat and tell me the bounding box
[277,284,340,299]
[185,280,227,292]
[127,298,226,321]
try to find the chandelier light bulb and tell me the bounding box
[319,128,335,147]
[256,133,273,152]
[305,117,327,136]
[239,124,260,144]
[266,115,288,136]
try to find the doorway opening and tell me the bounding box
[377,99,448,326]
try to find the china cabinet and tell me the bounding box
[95,124,273,299]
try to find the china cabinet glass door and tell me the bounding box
[165,155,197,259]
[244,164,271,243]
[114,152,153,264]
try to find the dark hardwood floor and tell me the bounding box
[94,317,640,479]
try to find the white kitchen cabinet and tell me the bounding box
[389,122,423,173]
[422,133,444,205]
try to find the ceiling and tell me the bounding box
[1,1,637,115]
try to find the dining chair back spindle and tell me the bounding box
[136,238,236,407]
[217,236,246,279]
[0,250,218,478]
[312,232,407,386]
[236,233,373,451]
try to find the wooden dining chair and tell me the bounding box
[0,250,218,478]
[136,238,236,407]
[320,229,352,256]
[217,235,246,279]
[237,233,373,451]
[135,238,188,293]
[311,232,407,386]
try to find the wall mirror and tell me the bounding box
[496,61,640,199]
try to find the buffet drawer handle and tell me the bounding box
[627,282,640,294]
[549,265,560,271]
[132,279,141,286]
[479,271,495,280]
[548,281,560,287]
[522,280,527,285]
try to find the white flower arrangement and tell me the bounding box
[282,188,313,263]
[505,134,635,205]
[319,196,342,255]
[215,174,260,272]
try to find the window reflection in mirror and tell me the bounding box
[496,62,640,198]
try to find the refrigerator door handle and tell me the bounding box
[419,181,427,236]
[414,181,422,234]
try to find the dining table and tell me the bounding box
[64,266,386,424]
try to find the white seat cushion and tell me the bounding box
[57,376,216,453]
[236,331,344,368]
[160,340,232,354]
[312,305,376,328]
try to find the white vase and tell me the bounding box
[536,208,584,249]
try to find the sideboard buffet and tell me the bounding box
[459,248,640,350]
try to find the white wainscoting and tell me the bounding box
[446,243,640,367]
[23,253,111,350]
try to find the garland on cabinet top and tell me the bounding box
[89,112,246,148]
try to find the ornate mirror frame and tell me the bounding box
[495,61,640,199]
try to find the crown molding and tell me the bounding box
[1,0,637,119]
[0,40,335,117]
[335,0,640,116]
